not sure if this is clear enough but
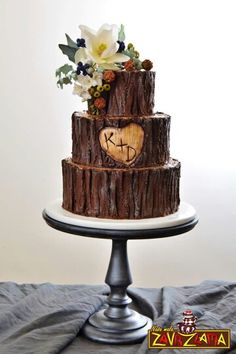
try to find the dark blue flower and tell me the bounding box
[117,41,125,52]
[76,61,90,76]
[76,38,86,48]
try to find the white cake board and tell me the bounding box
[45,200,197,231]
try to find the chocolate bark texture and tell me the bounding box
[62,70,181,219]
[62,158,180,219]
[105,71,155,116]
[72,112,170,168]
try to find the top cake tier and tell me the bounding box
[92,71,155,116]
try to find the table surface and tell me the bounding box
[43,200,198,240]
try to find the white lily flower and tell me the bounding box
[77,72,103,89]
[92,72,103,86]
[77,75,94,89]
[73,83,91,101]
[79,24,129,70]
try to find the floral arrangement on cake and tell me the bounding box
[56,24,153,115]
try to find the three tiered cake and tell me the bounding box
[56,24,180,219]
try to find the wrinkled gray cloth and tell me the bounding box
[0,280,235,353]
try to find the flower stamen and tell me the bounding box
[97,43,107,55]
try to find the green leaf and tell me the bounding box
[118,24,125,42]
[97,66,105,73]
[71,71,78,80]
[65,33,78,48]
[56,78,64,89]
[134,58,142,70]
[62,77,72,84]
[56,76,73,89]
[55,64,74,77]
[58,44,77,62]
[56,65,77,89]
[116,62,124,69]
[122,49,132,58]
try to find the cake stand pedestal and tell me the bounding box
[43,200,198,345]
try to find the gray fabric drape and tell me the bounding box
[0,280,235,353]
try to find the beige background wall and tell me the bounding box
[0,0,235,287]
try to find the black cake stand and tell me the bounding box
[43,200,198,345]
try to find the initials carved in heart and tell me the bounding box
[99,123,144,165]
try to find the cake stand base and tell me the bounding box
[43,200,198,345]
[82,309,152,344]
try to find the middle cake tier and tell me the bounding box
[72,112,170,168]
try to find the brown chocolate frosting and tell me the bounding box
[105,71,155,116]
[62,158,180,219]
[62,70,181,219]
[72,112,170,168]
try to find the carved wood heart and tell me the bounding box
[99,123,144,165]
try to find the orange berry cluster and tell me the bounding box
[103,70,116,83]
[94,97,106,109]
[88,70,116,114]
[124,58,153,71]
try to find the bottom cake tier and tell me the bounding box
[62,158,180,219]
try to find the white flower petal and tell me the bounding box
[97,23,115,33]
[87,51,104,64]
[92,72,103,86]
[74,48,88,64]
[79,23,125,67]
[73,83,83,96]
[101,42,118,59]
[97,30,115,50]
[107,52,130,63]
[73,82,91,100]
[79,25,96,37]
[97,24,118,44]
[81,91,91,101]
[101,63,120,70]
[77,76,86,85]
[76,75,93,89]
[79,25,97,52]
